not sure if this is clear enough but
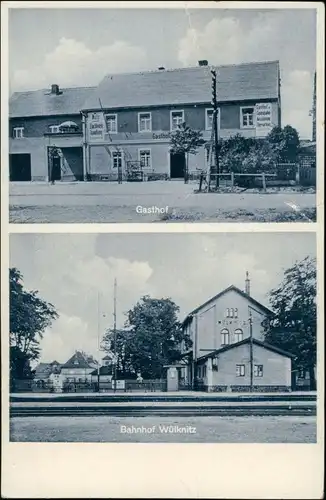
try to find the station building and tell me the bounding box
[178,274,293,392]
[81,60,281,181]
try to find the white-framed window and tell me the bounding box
[139,149,151,169]
[205,108,220,130]
[73,360,79,365]
[221,328,229,345]
[234,329,243,343]
[298,369,306,379]
[49,125,60,134]
[138,112,152,132]
[112,151,123,169]
[236,364,245,377]
[91,113,100,122]
[105,114,117,133]
[240,106,255,128]
[170,110,184,131]
[13,127,24,139]
[254,365,263,377]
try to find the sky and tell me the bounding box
[10,232,316,364]
[8,6,316,139]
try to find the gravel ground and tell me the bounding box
[10,415,316,443]
[9,205,317,223]
[9,182,316,223]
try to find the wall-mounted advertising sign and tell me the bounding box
[255,103,273,137]
[88,112,105,142]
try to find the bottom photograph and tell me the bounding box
[9,231,317,443]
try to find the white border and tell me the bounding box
[1,2,325,500]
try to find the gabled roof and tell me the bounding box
[90,366,113,376]
[197,337,294,361]
[62,351,93,369]
[182,285,273,326]
[102,354,114,360]
[34,361,62,378]
[9,86,96,118]
[82,60,279,111]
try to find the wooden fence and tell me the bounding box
[197,161,316,191]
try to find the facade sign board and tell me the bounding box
[88,112,105,142]
[255,103,273,137]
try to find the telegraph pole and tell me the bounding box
[248,307,253,392]
[113,278,117,393]
[211,69,219,188]
[97,292,100,393]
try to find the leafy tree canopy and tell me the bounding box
[10,268,59,381]
[102,296,192,379]
[264,256,317,388]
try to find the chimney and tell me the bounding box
[51,84,60,95]
[245,271,251,296]
[198,60,208,67]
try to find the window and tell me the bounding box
[254,365,263,377]
[73,360,79,365]
[234,329,243,343]
[225,308,230,318]
[91,113,99,121]
[205,108,220,130]
[112,151,123,169]
[221,329,229,345]
[241,107,255,128]
[234,308,238,319]
[139,149,152,169]
[105,114,117,133]
[197,366,202,378]
[236,364,245,377]
[203,365,207,378]
[138,112,152,132]
[13,127,24,139]
[170,110,184,131]
[49,125,60,134]
[298,369,306,379]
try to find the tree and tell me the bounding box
[267,125,300,163]
[169,122,205,183]
[102,296,192,379]
[264,257,317,389]
[10,268,59,383]
[101,328,135,378]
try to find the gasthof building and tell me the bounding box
[9,60,281,182]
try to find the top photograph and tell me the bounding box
[8,6,317,223]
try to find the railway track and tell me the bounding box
[10,404,316,418]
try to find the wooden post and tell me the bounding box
[262,172,266,192]
[296,163,300,185]
[231,172,234,187]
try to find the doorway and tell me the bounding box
[9,153,31,181]
[170,151,185,179]
[48,150,62,181]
